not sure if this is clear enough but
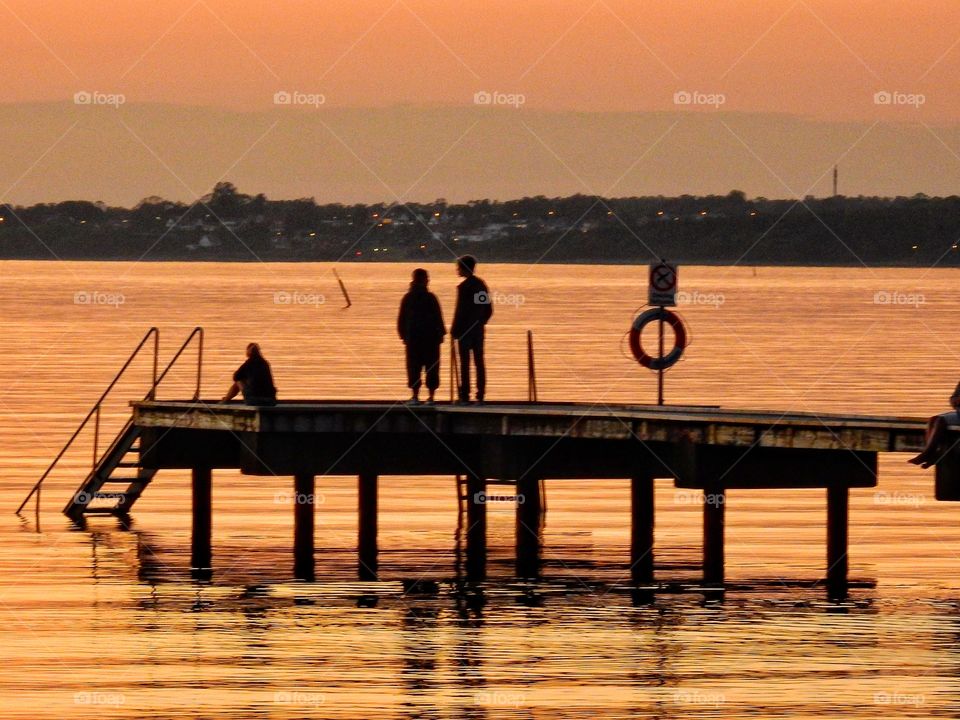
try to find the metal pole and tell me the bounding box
[527,330,537,402]
[657,309,665,406]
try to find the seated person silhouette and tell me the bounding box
[222,342,277,406]
[910,382,960,468]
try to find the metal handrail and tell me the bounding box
[16,327,160,514]
[146,327,204,402]
[16,326,204,516]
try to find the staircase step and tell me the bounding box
[116,461,141,468]
[83,507,127,515]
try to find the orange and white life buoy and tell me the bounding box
[629,307,688,370]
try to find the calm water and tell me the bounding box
[1,261,959,719]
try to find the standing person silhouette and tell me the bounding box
[397,268,446,405]
[451,255,493,404]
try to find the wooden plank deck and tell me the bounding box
[134,400,930,453]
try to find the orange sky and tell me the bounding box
[3,0,960,120]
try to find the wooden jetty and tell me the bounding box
[15,328,950,599]
[109,400,935,597]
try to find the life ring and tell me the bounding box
[629,307,687,370]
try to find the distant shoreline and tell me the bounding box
[3,187,959,268]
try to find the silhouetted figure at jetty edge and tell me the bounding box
[222,342,277,406]
[397,268,446,405]
[451,255,493,404]
[910,381,960,468]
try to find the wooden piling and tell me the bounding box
[359,473,378,580]
[516,474,543,578]
[827,484,849,599]
[293,473,315,580]
[631,475,655,585]
[703,485,725,587]
[466,473,487,581]
[191,466,212,577]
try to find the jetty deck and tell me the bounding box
[123,399,932,598]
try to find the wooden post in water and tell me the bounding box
[516,474,543,578]
[631,475,655,585]
[466,473,487,581]
[191,466,212,577]
[703,484,725,587]
[826,484,849,599]
[293,473,315,581]
[359,473,378,580]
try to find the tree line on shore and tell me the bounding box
[1,183,959,265]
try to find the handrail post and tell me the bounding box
[149,329,159,400]
[194,328,204,401]
[92,405,101,471]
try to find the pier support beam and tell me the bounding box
[293,474,315,581]
[631,475,655,585]
[826,484,849,599]
[359,473,378,580]
[703,485,725,588]
[466,473,487,581]
[516,475,543,578]
[191,467,212,578]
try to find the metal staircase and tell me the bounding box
[16,327,204,521]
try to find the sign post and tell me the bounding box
[649,261,678,405]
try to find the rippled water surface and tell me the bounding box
[2,261,960,719]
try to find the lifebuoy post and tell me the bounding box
[629,261,685,405]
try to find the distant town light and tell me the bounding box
[912,245,919,250]
[434,212,441,217]
[656,211,664,216]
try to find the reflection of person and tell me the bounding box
[451,255,492,404]
[909,382,960,468]
[222,343,277,406]
[397,268,446,405]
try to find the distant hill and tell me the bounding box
[2,102,960,207]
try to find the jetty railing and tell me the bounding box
[15,326,204,515]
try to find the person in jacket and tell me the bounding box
[450,255,492,404]
[397,268,446,404]
[222,343,277,406]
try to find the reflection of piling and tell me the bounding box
[191,467,212,578]
[516,474,543,578]
[703,484,725,587]
[826,484,848,599]
[631,475,654,585]
[359,473,378,580]
[293,473,315,580]
[466,473,486,581]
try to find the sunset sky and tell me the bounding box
[3,1,960,204]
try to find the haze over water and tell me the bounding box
[1,261,958,719]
